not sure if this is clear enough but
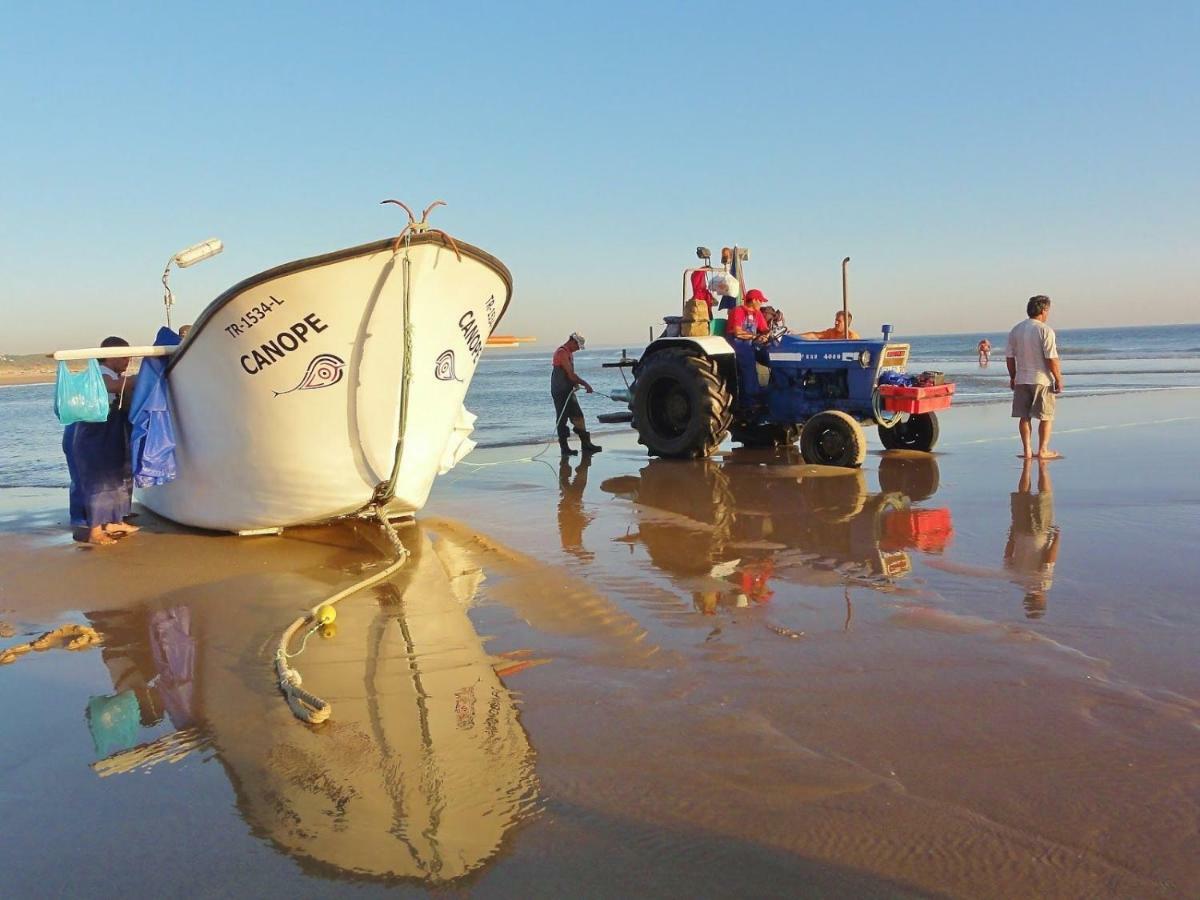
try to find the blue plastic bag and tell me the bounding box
[54,359,110,425]
[86,691,142,757]
[878,370,915,387]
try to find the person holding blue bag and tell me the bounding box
[59,337,139,545]
[57,361,108,529]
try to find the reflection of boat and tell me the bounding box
[600,452,951,596]
[87,525,538,885]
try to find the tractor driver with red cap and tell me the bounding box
[726,289,772,411]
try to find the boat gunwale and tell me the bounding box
[165,232,513,376]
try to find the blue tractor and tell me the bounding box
[604,249,951,467]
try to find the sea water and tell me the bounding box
[467,323,1200,447]
[3,323,1198,490]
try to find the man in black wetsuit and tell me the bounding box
[551,332,602,456]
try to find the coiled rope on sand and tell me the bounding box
[0,623,102,666]
[273,506,410,724]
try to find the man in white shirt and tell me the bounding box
[1005,295,1064,459]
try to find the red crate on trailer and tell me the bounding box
[878,383,955,414]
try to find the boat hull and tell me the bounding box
[138,235,510,532]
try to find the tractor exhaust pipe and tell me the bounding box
[841,257,851,339]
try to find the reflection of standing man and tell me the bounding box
[557,456,593,561]
[1004,459,1060,618]
[551,333,602,457]
[1005,295,1064,459]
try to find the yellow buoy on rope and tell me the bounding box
[274,506,410,724]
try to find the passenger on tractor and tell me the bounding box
[760,305,789,342]
[690,270,715,315]
[726,289,772,411]
[711,257,740,313]
[799,310,861,340]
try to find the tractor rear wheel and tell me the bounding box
[878,412,940,452]
[799,411,867,468]
[632,350,732,458]
[730,422,800,449]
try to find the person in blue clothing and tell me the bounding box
[65,337,139,545]
[63,425,87,529]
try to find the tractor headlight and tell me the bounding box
[858,350,872,368]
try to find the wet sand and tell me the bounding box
[2,389,1198,897]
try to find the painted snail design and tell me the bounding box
[274,353,346,396]
[434,349,462,382]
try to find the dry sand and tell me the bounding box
[1,389,1198,897]
[0,360,140,387]
[0,370,54,387]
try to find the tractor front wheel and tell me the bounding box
[799,411,866,468]
[878,412,940,452]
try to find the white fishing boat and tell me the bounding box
[56,205,512,533]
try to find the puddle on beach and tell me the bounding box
[2,445,1198,896]
[1,521,546,890]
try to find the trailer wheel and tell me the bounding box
[878,412,939,452]
[632,350,732,458]
[730,422,800,449]
[799,411,866,468]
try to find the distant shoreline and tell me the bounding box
[1,361,144,387]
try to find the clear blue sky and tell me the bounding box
[2,1,1197,352]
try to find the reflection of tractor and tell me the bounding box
[600,452,952,590]
[604,248,954,466]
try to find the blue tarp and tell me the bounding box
[129,326,181,488]
[878,370,916,387]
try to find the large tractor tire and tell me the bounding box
[878,412,940,452]
[631,349,732,458]
[730,422,800,449]
[799,411,867,468]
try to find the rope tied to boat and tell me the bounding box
[274,198,472,722]
[381,198,462,260]
[273,505,411,724]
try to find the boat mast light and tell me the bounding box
[175,238,223,268]
[162,238,223,328]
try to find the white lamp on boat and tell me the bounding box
[162,238,223,328]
